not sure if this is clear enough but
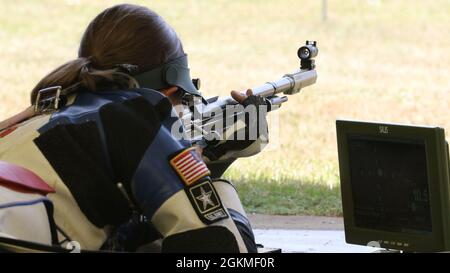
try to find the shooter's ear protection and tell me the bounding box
[133,54,201,97]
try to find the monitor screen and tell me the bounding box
[347,135,432,234]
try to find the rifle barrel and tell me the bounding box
[200,68,317,114]
[253,69,317,97]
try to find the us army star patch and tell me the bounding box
[185,180,229,224]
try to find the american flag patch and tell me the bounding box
[170,147,211,186]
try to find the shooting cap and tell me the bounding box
[133,54,201,97]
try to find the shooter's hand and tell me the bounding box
[202,89,269,162]
[231,89,253,103]
[231,89,269,110]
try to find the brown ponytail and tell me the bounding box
[30,4,184,105]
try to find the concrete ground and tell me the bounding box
[248,214,344,230]
[248,214,381,253]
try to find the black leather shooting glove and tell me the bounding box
[202,95,269,162]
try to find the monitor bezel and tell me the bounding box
[336,119,450,252]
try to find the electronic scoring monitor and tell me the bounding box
[336,120,450,252]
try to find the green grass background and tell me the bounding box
[1,0,450,216]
